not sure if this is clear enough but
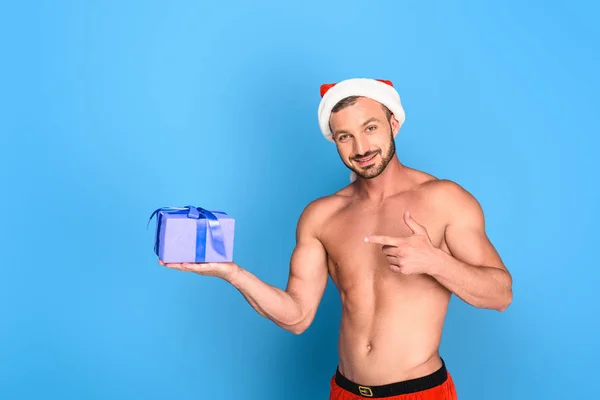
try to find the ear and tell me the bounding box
[390,115,401,138]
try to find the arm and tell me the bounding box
[227,201,329,334]
[430,183,513,311]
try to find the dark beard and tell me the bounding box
[350,129,396,180]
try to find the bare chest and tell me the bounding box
[320,198,446,283]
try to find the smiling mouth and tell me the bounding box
[354,153,378,165]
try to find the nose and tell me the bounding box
[353,134,370,156]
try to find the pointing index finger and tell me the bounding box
[364,235,398,246]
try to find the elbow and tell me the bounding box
[474,290,512,312]
[282,303,315,334]
[288,318,312,335]
[289,325,307,335]
[285,316,313,335]
[496,289,513,312]
[493,273,513,312]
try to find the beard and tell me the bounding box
[346,129,396,180]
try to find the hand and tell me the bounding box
[364,211,444,275]
[158,259,240,282]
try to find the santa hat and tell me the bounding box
[317,78,406,182]
[317,78,406,143]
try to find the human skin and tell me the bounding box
[161,96,513,386]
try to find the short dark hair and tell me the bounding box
[331,96,393,121]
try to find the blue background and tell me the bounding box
[1,1,598,399]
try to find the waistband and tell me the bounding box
[334,359,448,398]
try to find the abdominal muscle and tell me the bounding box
[333,268,452,386]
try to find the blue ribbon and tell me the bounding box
[148,206,227,261]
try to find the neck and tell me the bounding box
[353,157,409,202]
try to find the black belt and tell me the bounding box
[334,359,448,398]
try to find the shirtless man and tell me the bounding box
[160,78,513,399]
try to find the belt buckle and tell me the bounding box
[358,385,373,397]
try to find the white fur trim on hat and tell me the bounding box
[317,78,406,143]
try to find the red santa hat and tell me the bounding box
[317,78,406,142]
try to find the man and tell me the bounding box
[160,78,513,399]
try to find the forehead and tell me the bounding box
[329,97,387,129]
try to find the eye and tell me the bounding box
[366,125,377,132]
[338,134,350,142]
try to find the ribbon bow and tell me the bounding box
[148,205,227,260]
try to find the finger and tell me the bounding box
[181,263,210,272]
[385,255,399,265]
[180,263,194,271]
[389,264,403,273]
[364,235,398,246]
[403,211,428,235]
[382,245,410,260]
[382,248,400,259]
[382,243,406,254]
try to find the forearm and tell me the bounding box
[227,266,305,330]
[430,251,513,311]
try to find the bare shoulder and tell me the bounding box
[420,178,485,226]
[399,167,481,213]
[402,166,442,190]
[297,191,351,238]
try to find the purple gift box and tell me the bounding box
[149,206,235,263]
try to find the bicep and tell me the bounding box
[284,203,329,323]
[443,188,506,271]
[286,237,329,311]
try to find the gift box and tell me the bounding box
[149,206,235,263]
